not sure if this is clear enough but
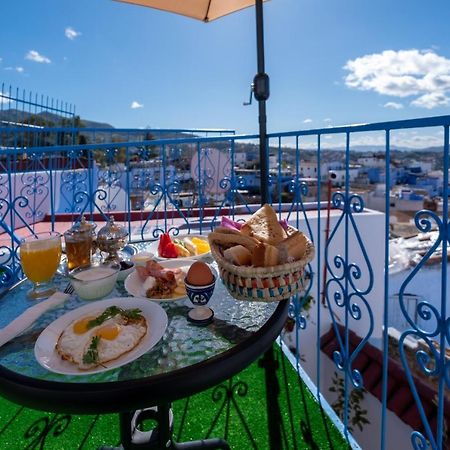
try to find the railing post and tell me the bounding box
[316,134,322,398]
[437,125,449,448]
[381,129,391,450]
[343,132,350,436]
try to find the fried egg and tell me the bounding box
[56,311,147,370]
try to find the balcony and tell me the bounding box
[0,89,449,450]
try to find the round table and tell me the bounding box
[0,262,288,449]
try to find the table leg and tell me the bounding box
[172,439,230,449]
[100,404,230,450]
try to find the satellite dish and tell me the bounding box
[190,148,231,195]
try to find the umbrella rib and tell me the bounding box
[204,0,212,22]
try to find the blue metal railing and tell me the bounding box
[0,114,449,449]
[0,126,236,150]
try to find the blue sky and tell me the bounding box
[2,0,450,142]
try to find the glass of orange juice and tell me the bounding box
[20,232,62,299]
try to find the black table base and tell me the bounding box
[100,404,230,450]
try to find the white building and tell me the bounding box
[328,166,361,186]
[357,156,386,168]
[234,152,247,167]
[300,161,350,182]
[408,160,433,174]
[366,184,425,212]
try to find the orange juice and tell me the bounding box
[21,239,62,283]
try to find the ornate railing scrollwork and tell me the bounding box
[24,414,71,450]
[324,192,374,390]
[205,378,257,449]
[396,208,449,449]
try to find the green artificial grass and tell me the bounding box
[0,346,350,449]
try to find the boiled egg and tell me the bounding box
[186,261,214,286]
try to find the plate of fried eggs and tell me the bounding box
[34,298,168,375]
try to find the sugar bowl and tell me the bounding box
[96,216,128,264]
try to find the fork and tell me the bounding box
[63,283,74,295]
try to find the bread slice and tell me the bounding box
[208,230,259,251]
[223,245,252,266]
[278,231,308,264]
[252,243,280,267]
[242,204,287,245]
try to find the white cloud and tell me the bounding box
[131,101,144,109]
[324,118,332,123]
[303,118,312,124]
[384,101,403,109]
[25,50,51,63]
[410,92,449,109]
[344,49,450,109]
[298,132,444,150]
[0,93,10,104]
[65,27,81,40]
[4,66,24,73]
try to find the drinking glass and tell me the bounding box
[20,232,62,299]
[64,229,92,271]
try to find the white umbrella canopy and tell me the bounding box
[114,0,271,203]
[115,0,268,22]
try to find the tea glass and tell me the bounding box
[64,229,93,271]
[20,232,62,299]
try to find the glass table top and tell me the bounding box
[0,258,277,385]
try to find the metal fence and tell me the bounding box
[0,84,234,150]
[0,113,449,450]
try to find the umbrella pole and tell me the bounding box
[254,3,284,450]
[254,0,270,205]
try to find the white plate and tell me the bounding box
[34,297,168,376]
[148,234,211,261]
[124,259,196,301]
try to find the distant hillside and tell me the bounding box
[79,118,114,129]
[325,144,443,153]
[0,109,114,129]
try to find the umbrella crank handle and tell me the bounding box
[243,82,254,106]
[243,72,270,106]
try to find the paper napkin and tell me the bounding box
[0,292,70,347]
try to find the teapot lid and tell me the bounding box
[67,215,96,235]
[97,216,128,241]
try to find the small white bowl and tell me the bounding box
[69,265,119,301]
[130,252,154,267]
[117,261,135,282]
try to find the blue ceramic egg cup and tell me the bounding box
[184,276,216,306]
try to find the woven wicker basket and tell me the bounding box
[210,233,315,302]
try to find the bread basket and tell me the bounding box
[210,230,315,302]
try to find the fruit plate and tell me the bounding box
[34,297,168,376]
[148,234,211,261]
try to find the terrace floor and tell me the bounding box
[0,346,350,450]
